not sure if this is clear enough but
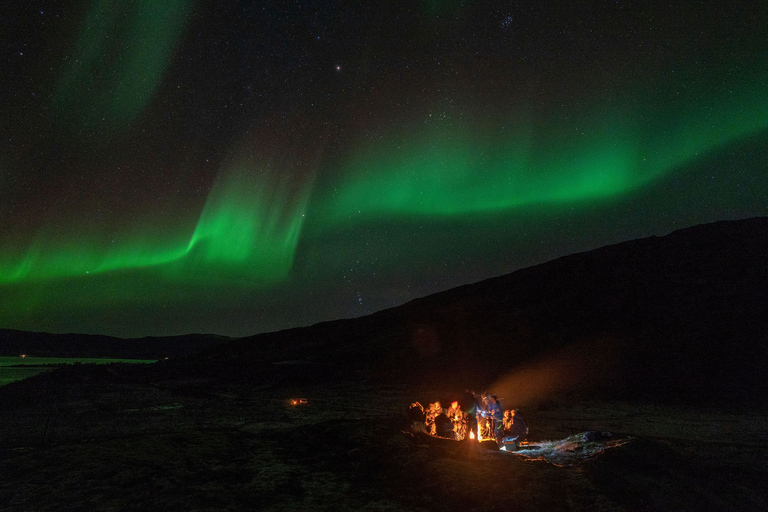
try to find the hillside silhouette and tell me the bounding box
[0,329,230,359]
[2,217,766,405]
[195,216,768,405]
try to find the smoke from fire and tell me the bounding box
[488,337,619,406]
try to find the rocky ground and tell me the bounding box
[1,367,766,511]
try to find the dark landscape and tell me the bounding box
[1,217,767,511]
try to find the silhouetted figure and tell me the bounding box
[445,400,468,440]
[408,402,427,433]
[425,401,444,436]
[445,401,461,422]
[479,395,504,445]
[501,409,528,450]
[408,402,426,423]
[434,413,454,438]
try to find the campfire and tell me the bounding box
[408,392,528,451]
[408,394,632,464]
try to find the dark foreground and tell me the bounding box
[1,369,767,511]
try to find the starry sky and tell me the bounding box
[1,1,767,338]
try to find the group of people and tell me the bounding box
[474,394,528,449]
[409,391,528,450]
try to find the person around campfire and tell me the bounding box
[407,402,427,433]
[445,401,461,422]
[501,409,528,449]
[480,395,504,446]
[453,401,473,439]
[434,411,453,438]
[425,401,443,436]
[445,400,467,439]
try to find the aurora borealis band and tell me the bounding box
[1,2,767,337]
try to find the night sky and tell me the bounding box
[2,1,767,338]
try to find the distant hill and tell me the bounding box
[3,217,767,405]
[197,217,768,404]
[0,329,230,360]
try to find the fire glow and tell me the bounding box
[410,398,510,442]
[408,394,529,453]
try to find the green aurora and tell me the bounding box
[54,0,193,130]
[317,65,768,222]
[1,1,766,336]
[4,69,765,285]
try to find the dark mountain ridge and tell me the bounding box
[199,216,768,404]
[0,329,230,359]
[2,217,766,405]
